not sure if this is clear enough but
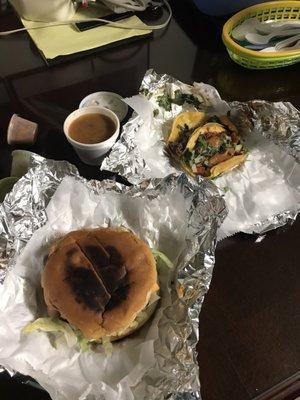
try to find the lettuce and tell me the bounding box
[75,330,92,352]
[152,250,174,269]
[102,336,113,356]
[23,317,77,348]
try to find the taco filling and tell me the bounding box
[168,113,246,179]
[167,111,206,157]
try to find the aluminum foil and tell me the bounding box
[229,100,300,163]
[0,154,79,284]
[102,69,300,238]
[102,69,229,185]
[0,155,226,400]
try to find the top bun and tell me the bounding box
[41,228,159,340]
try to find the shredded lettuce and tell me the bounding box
[75,330,92,352]
[23,317,97,352]
[152,250,174,269]
[23,317,77,348]
[102,336,113,356]
[23,317,95,351]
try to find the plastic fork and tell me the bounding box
[261,38,300,52]
[246,28,300,45]
[275,33,300,50]
[232,17,300,41]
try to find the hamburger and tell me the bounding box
[41,228,159,342]
[167,112,247,179]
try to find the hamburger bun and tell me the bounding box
[41,228,159,341]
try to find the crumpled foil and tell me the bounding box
[229,100,300,163]
[102,69,300,239]
[102,70,229,185]
[0,154,79,284]
[0,155,226,400]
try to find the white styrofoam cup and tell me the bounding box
[63,106,120,166]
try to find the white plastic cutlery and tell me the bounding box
[261,38,300,52]
[286,39,300,50]
[232,17,300,41]
[232,18,273,40]
[275,33,300,50]
[246,28,300,45]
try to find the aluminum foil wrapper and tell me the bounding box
[102,70,229,184]
[0,154,79,284]
[102,70,300,239]
[0,155,226,400]
[229,100,300,163]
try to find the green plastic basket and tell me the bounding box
[222,1,300,69]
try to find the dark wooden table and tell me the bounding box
[0,1,300,399]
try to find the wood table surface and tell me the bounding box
[0,1,299,399]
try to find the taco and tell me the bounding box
[167,111,206,157]
[180,115,246,178]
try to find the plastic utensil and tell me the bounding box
[261,38,300,52]
[232,18,273,40]
[275,33,300,50]
[287,39,300,49]
[242,41,276,50]
[232,17,300,40]
[259,33,300,52]
[246,28,300,45]
[222,1,300,69]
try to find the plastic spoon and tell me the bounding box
[232,18,273,40]
[246,28,300,45]
[261,39,300,52]
[286,39,300,50]
[275,33,300,50]
[232,17,300,41]
[260,34,300,52]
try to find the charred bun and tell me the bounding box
[41,228,159,341]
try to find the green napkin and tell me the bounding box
[21,5,152,59]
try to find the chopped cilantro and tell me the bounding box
[223,186,230,193]
[157,94,172,111]
[172,90,186,105]
[153,109,159,117]
[173,90,202,108]
[197,136,206,149]
[199,144,218,159]
[177,123,194,146]
[156,90,202,111]
[209,115,220,123]
[182,149,193,163]
[208,145,218,156]
[219,142,227,153]
[140,88,149,96]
